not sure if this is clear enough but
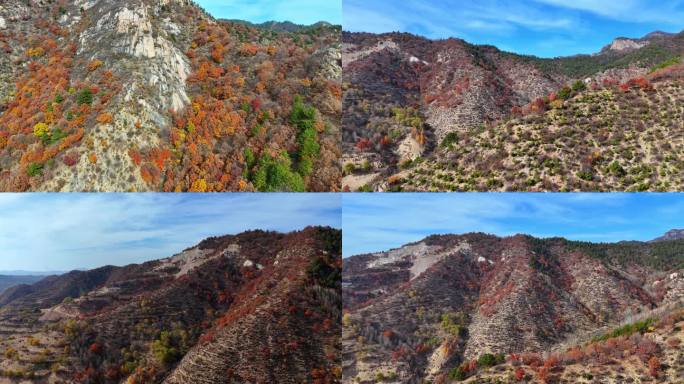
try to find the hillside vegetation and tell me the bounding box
[394,66,684,192]
[342,233,684,383]
[452,308,684,384]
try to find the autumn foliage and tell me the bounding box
[0,3,339,192]
[121,18,340,192]
[0,27,120,190]
[96,113,113,124]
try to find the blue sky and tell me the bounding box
[343,193,684,257]
[0,194,340,272]
[195,0,341,25]
[343,0,684,58]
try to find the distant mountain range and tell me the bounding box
[223,19,338,33]
[0,274,45,294]
[0,270,66,276]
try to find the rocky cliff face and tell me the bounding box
[0,227,341,383]
[342,233,683,383]
[0,0,341,192]
[606,38,649,52]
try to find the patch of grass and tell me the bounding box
[650,56,682,72]
[27,163,43,177]
[592,318,656,342]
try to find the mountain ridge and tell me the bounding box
[224,19,338,33]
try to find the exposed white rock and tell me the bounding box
[163,20,182,35]
[475,256,494,264]
[395,133,424,163]
[153,247,213,277]
[367,241,472,280]
[368,242,438,269]
[0,16,6,29]
[342,40,399,68]
[79,2,191,115]
[159,0,192,5]
[609,38,648,52]
[670,272,680,280]
[243,260,254,268]
[222,243,241,255]
[40,303,79,322]
[425,342,452,378]
[411,242,471,280]
[342,172,382,192]
[116,7,152,34]
[309,43,342,85]
[407,56,429,65]
[75,0,97,11]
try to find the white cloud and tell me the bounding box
[534,0,684,24]
[343,0,579,39]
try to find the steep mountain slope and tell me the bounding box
[0,227,341,383]
[341,30,684,191]
[457,309,683,384]
[0,0,341,192]
[394,63,684,192]
[342,232,684,383]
